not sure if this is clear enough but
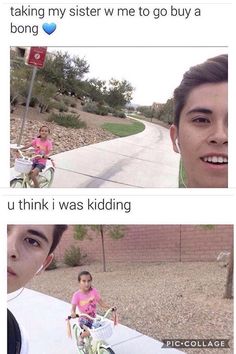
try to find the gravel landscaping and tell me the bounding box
[10,105,139,166]
[27,261,233,354]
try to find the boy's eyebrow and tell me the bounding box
[27,229,49,243]
[187,107,213,115]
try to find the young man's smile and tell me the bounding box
[200,153,228,171]
[7,266,17,277]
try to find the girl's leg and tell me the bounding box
[80,329,90,339]
[77,327,90,348]
[76,329,90,348]
[30,168,40,188]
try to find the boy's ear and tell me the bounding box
[36,254,54,275]
[170,124,179,153]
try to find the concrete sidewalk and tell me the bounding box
[10,120,179,188]
[8,289,184,354]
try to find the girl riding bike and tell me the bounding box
[18,125,53,188]
[71,271,117,349]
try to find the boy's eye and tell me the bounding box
[192,117,210,124]
[25,237,40,247]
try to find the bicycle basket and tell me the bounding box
[90,320,113,340]
[14,158,32,173]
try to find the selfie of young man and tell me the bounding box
[170,54,228,188]
[7,225,68,354]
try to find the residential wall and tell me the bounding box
[54,225,233,262]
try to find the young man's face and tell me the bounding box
[170,82,228,188]
[7,225,54,293]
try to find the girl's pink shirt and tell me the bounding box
[71,288,101,318]
[31,137,53,165]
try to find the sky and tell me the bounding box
[51,47,226,106]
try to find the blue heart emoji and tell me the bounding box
[42,23,57,35]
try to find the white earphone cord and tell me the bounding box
[180,159,187,188]
[7,287,25,302]
[176,140,187,188]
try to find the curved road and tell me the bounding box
[52,119,180,188]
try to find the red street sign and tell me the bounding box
[26,47,47,68]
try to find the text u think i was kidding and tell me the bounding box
[8,198,132,214]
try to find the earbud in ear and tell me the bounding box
[35,265,44,275]
[176,140,181,154]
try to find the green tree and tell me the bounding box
[83,78,107,103]
[10,65,32,106]
[105,79,134,108]
[138,105,154,118]
[39,51,90,94]
[155,98,174,124]
[33,81,58,113]
[74,225,125,272]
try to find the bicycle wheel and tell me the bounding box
[10,178,26,188]
[38,167,54,188]
[98,346,115,354]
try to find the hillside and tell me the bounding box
[10,97,138,166]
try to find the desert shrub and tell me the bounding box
[10,95,18,105]
[48,113,87,129]
[10,95,19,112]
[54,94,62,102]
[97,106,109,116]
[64,245,82,267]
[70,102,77,108]
[83,101,97,113]
[63,97,71,106]
[59,102,69,112]
[45,101,54,113]
[83,102,109,116]
[29,96,38,107]
[113,111,126,118]
[49,100,60,109]
[45,257,57,270]
[53,101,69,112]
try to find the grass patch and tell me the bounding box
[128,113,145,119]
[102,120,145,137]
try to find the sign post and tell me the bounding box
[17,47,47,146]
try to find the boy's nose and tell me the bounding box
[208,121,228,145]
[8,239,20,260]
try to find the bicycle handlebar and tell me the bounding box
[67,307,117,321]
[14,148,53,161]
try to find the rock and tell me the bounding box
[217,251,230,267]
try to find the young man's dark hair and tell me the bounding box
[173,54,228,128]
[49,224,68,254]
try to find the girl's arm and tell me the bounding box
[71,304,77,318]
[98,298,115,310]
[43,142,53,159]
[98,298,118,323]
[18,143,33,150]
